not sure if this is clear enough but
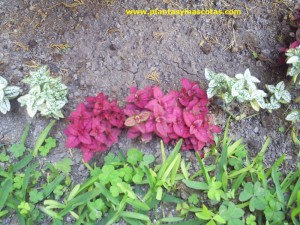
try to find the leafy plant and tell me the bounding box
[124,78,221,153]
[286,110,300,123]
[64,92,125,162]
[177,118,300,225]
[18,65,68,119]
[286,46,300,85]
[205,68,292,112]
[0,75,21,114]
[41,140,185,225]
[0,121,64,225]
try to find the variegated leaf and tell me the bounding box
[0,98,10,114]
[4,86,21,99]
[286,110,300,122]
[0,76,8,88]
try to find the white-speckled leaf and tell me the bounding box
[266,84,276,93]
[0,98,10,114]
[205,68,212,80]
[0,89,4,100]
[4,86,21,99]
[281,91,291,103]
[0,76,8,88]
[286,110,300,122]
[27,104,38,117]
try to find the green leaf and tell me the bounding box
[188,194,199,205]
[29,189,44,203]
[0,152,10,162]
[183,179,209,190]
[9,144,26,158]
[39,206,63,220]
[109,186,119,197]
[120,211,150,222]
[239,182,253,201]
[142,154,155,165]
[18,201,31,215]
[0,178,13,211]
[126,198,150,211]
[53,185,64,198]
[127,148,143,165]
[33,120,56,156]
[42,174,64,198]
[12,154,33,172]
[54,158,72,175]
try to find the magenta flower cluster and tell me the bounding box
[124,78,221,154]
[64,78,221,162]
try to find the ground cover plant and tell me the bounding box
[0,121,72,225]
[18,66,68,119]
[176,119,300,225]
[0,76,21,114]
[64,78,221,162]
[2,119,300,225]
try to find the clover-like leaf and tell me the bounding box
[18,201,31,215]
[127,148,143,165]
[54,158,72,175]
[239,182,268,212]
[53,185,64,198]
[9,143,26,158]
[188,193,199,205]
[29,189,44,203]
[207,178,224,202]
[219,202,244,225]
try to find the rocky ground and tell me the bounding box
[0,0,299,224]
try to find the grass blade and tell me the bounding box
[288,177,300,207]
[120,211,150,222]
[0,178,13,211]
[12,154,33,172]
[20,123,30,145]
[21,165,32,201]
[126,198,150,211]
[157,139,182,179]
[271,167,285,210]
[33,120,56,156]
[216,144,228,182]
[195,152,211,185]
[42,174,64,198]
[265,154,285,178]
[182,179,209,190]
